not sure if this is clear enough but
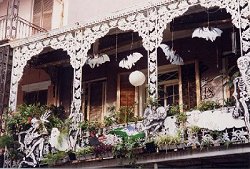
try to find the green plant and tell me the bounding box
[104,116,115,127]
[42,151,68,166]
[117,106,135,124]
[168,105,180,116]
[190,125,200,134]
[76,146,94,157]
[0,135,14,148]
[176,112,187,124]
[197,101,221,111]
[155,134,180,147]
[4,104,48,134]
[146,97,159,107]
[224,98,236,107]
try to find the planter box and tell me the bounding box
[55,156,69,165]
[101,151,113,159]
[132,147,144,154]
[177,143,186,149]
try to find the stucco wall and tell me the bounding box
[19,0,33,21]
[0,0,8,16]
[66,0,155,25]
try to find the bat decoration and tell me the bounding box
[159,44,184,65]
[119,52,143,69]
[192,27,223,42]
[87,53,110,68]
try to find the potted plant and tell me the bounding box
[42,151,69,166]
[76,146,94,160]
[0,135,14,149]
[197,101,221,112]
[155,135,172,152]
[93,143,113,159]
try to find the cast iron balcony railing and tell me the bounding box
[0,15,47,41]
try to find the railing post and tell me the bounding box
[6,0,20,39]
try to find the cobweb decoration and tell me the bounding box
[159,44,184,65]
[87,54,110,68]
[119,52,143,69]
[192,27,223,42]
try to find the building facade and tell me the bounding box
[0,0,250,168]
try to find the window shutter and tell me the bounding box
[42,0,53,30]
[33,0,53,30]
[120,74,135,107]
[33,0,42,27]
[181,63,197,110]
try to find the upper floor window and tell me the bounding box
[33,0,53,30]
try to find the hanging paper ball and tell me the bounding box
[129,70,146,87]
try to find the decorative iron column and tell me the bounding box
[0,45,11,117]
[6,0,20,39]
[145,9,164,102]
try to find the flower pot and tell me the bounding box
[68,152,76,161]
[145,142,156,153]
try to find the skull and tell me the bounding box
[237,56,250,74]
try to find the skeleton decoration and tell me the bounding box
[87,54,110,68]
[119,52,143,69]
[159,44,184,65]
[233,56,250,136]
[192,27,223,42]
[143,106,169,137]
[18,111,50,167]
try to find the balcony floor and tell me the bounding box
[54,143,250,168]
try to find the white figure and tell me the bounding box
[49,128,70,151]
[233,56,250,136]
[143,106,168,137]
[18,111,50,167]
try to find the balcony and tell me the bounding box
[0,15,47,42]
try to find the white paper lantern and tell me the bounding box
[129,70,146,87]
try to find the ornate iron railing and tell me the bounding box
[0,15,46,41]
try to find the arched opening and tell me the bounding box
[16,47,73,114]
[155,5,241,113]
[81,28,146,122]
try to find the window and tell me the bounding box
[82,79,106,122]
[33,0,53,30]
[158,71,179,107]
[23,90,48,105]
